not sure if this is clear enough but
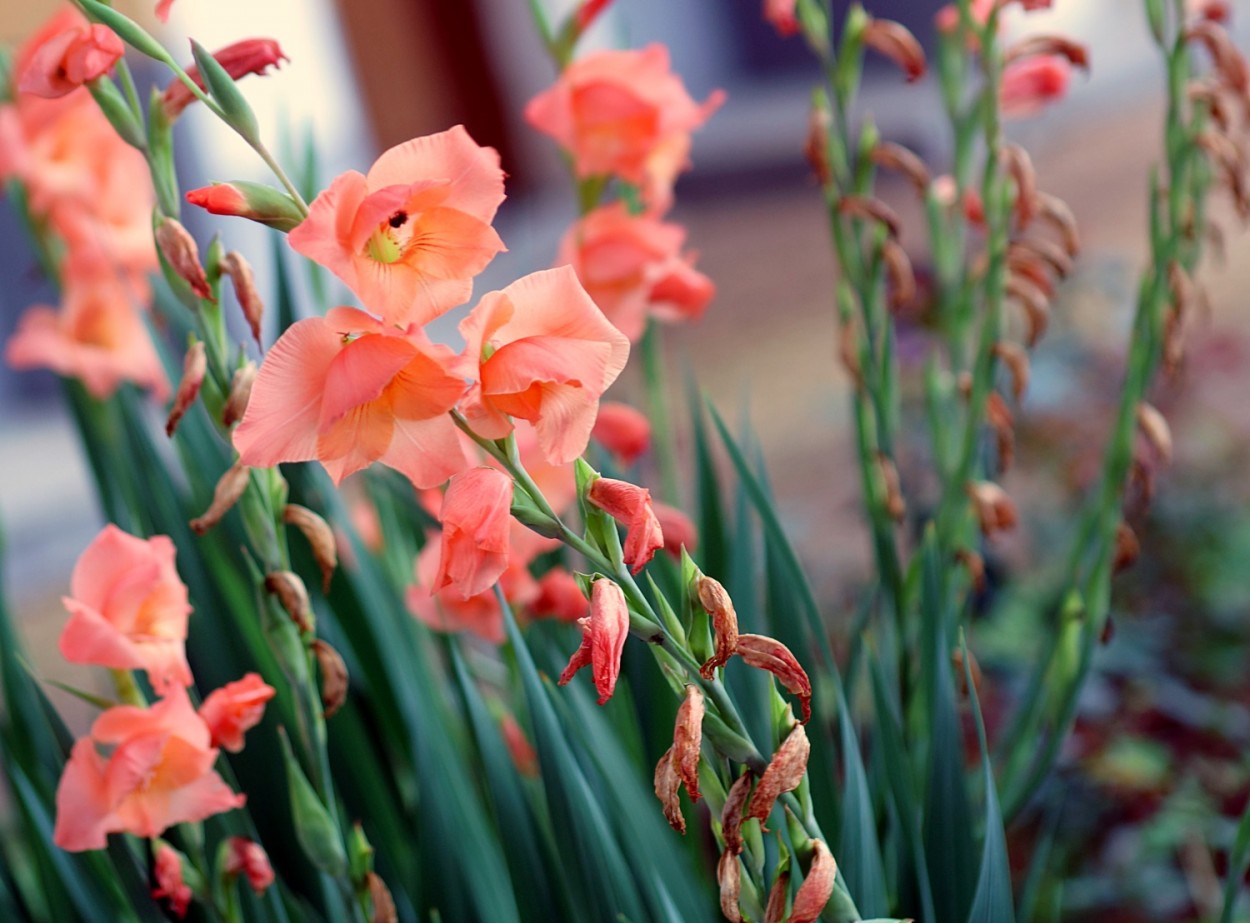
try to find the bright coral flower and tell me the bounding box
[289,126,506,327]
[655,501,697,557]
[530,567,589,623]
[162,39,289,118]
[459,266,630,466]
[558,578,630,704]
[156,0,177,22]
[6,269,169,400]
[435,466,514,599]
[1000,54,1072,118]
[57,525,191,693]
[233,307,469,489]
[591,401,651,466]
[53,686,245,851]
[558,202,715,341]
[224,838,275,895]
[524,45,724,209]
[587,476,664,574]
[198,673,276,753]
[151,843,193,917]
[17,21,123,99]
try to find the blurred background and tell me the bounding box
[5,3,1250,918]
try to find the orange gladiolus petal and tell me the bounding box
[435,467,514,599]
[198,673,276,753]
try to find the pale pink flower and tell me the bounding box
[591,401,651,466]
[17,21,123,99]
[224,838,275,895]
[764,0,799,36]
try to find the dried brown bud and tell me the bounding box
[190,459,250,534]
[717,851,743,923]
[366,872,398,923]
[863,18,927,83]
[1005,35,1090,71]
[721,771,754,856]
[654,746,686,834]
[993,342,1031,402]
[838,319,863,389]
[155,218,214,302]
[746,722,810,824]
[264,570,314,633]
[697,576,739,679]
[222,361,257,428]
[284,503,338,592]
[1188,79,1233,133]
[1129,457,1157,511]
[736,634,813,723]
[955,548,986,593]
[672,685,704,802]
[1185,21,1249,94]
[1036,192,1081,256]
[882,238,916,310]
[220,250,264,347]
[789,840,838,923]
[1136,402,1173,466]
[871,141,931,196]
[312,638,348,718]
[875,452,906,522]
[1003,143,1038,228]
[1011,237,1073,279]
[763,867,792,923]
[967,480,1018,536]
[1006,249,1053,297]
[805,102,832,186]
[1196,129,1245,181]
[166,340,207,438]
[838,195,902,239]
[1007,275,1051,347]
[985,392,1015,473]
[1114,521,1140,573]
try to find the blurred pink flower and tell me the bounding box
[558,202,714,341]
[151,844,192,917]
[57,525,191,692]
[198,673,276,753]
[54,686,245,851]
[289,126,506,327]
[1001,55,1072,117]
[17,20,123,99]
[764,0,799,36]
[530,567,589,623]
[224,838,275,895]
[459,266,630,466]
[591,401,651,466]
[233,307,468,488]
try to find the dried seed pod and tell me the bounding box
[1011,236,1073,279]
[721,771,754,856]
[312,639,348,718]
[672,685,704,802]
[653,746,686,835]
[1009,275,1052,347]
[697,576,739,679]
[736,634,813,723]
[1136,402,1173,466]
[993,342,1031,402]
[746,722,810,824]
[190,459,250,534]
[838,195,902,239]
[1036,192,1081,256]
[284,503,338,592]
[166,340,206,438]
[789,840,838,923]
[155,217,214,302]
[967,481,1018,536]
[264,570,314,633]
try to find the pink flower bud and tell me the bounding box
[591,402,652,466]
[655,502,697,558]
[224,838,275,895]
[166,340,206,438]
[152,843,193,918]
[18,22,123,98]
[185,181,305,232]
[587,477,664,574]
[764,0,799,36]
[558,578,629,704]
[155,218,213,302]
[162,39,289,118]
[198,672,275,752]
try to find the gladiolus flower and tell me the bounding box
[530,567,589,622]
[162,39,289,118]
[435,467,514,599]
[764,0,799,36]
[53,686,245,851]
[459,266,630,466]
[592,401,651,466]
[58,525,192,693]
[198,673,276,753]
[587,476,664,574]
[288,125,506,328]
[558,578,630,704]
[151,843,193,917]
[558,203,715,341]
[17,22,123,99]
[186,181,305,232]
[1000,55,1072,118]
[655,501,697,557]
[790,841,838,923]
[224,838,275,895]
[233,307,469,489]
[524,44,724,210]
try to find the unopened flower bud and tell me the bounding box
[993,342,1031,402]
[1136,402,1173,466]
[736,633,813,723]
[186,181,304,232]
[218,251,264,346]
[311,638,348,717]
[190,459,250,534]
[881,238,916,310]
[672,685,704,802]
[155,217,213,302]
[166,340,206,437]
[746,722,810,824]
[591,401,652,466]
[967,480,1018,536]
[871,140,930,197]
[587,477,664,574]
[697,576,739,678]
[721,771,754,856]
[224,838,275,895]
[838,194,902,239]
[283,503,338,592]
[162,39,289,118]
[1114,521,1140,573]
[222,361,257,427]
[718,851,743,923]
[264,570,314,633]
[367,872,398,923]
[863,18,927,82]
[789,840,837,923]
[654,746,686,834]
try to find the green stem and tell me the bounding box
[641,321,681,504]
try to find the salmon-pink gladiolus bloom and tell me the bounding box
[558,203,715,341]
[156,0,176,22]
[198,673,276,753]
[289,126,506,328]
[224,838,275,895]
[151,843,193,917]
[587,477,664,574]
[764,0,799,36]
[459,266,630,466]
[57,525,191,693]
[1000,55,1072,118]
[592,401,651,466]
[655,501,697,557]
[162,39,289,118]
[17,21,123,99]
[435,467,514,599]
[530,567,589,623]
[524,45,724,210]
[233,307,469,489]
[558,578,630,704]
[6,269,169,400]
[53,686,246,851]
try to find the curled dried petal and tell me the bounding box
[1005,35,1090,71]
[697,576,739,678]
[220,251,264,347]
[746,722,810,824]
[222,362,257,428]
[155,218,213,302]
[367,871,398,923]
[1136,402,1173,466]
[284,504,338,592]
[736,634,812,723]
[882,239,916,310]
[863,18,927,82]
[717,850,743,923]
[721,771,754,855]
[190,459,250,534]
[264,570,314,633]
[874,452,906,522]
[672,685,704,802]
[654,746,686,834]
[871,141,930,196]
[992,342,1030,402]
[763,866,791,923]
[789,840,837,923]
[985,392,1015,473]
[838,195,902,239]
[1003,143,1038,228]
[1037,192,1081,256]
[166,340,207,438]
[311,639,348,718]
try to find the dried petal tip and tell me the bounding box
[863,18,928,83]
[222,362,257,428]
[367,872,398,923]
[312,639,349,717]
[967,480,1018,536]
[190,459,250,534]
[721,771,754,856]
[736,633,812,723]
[654,746,686,834]
[746,722,810,824]
[264,570,314,633]
[155,218,214,302]
[789,840,838,923]
[871,141,931,197]
[284,504,338,592]
[763,866,791,923]
[220,251,264,346]
[1114,521,1140,573]
[837,195,902,239]
[166,340,207,437]
[672,685,705,802]
[1136,402,1173,465]
[717,851,743,923]
[1005,35,1090,71]
[697,575,739,678]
